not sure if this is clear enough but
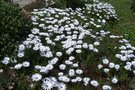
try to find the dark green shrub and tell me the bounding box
[66,0,85,9]
[0,0,31,59]
[51,0,67,9]
[24,0,46,12]
[131,0,135,12]
[52,0,92,9]
[3,0,12,3]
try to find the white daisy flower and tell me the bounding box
[58,83,66,90]
[83,77,90,86]
[104,68,110,73]
[90,80,99,87]
[112,77,118,84]
[2,57,10,65]
[115,64,120,70]
[56,52,63,57]
[102,58,109,65]
[17,53,24,58]
[76,69,83,75]
[19,44,25,51]
[22,61,30,67]
[32,73,42,81]
[98,64,103,69]
[46,64,54,70]
[109,62,115,68]
[102,85,112,90]
[14,63,22,69]
[68,69,75,77]
[59,64,66,70]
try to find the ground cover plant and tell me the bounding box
[104,0,135,44]
[0,0,135,90]
[0,0,31,60]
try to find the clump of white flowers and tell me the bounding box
[83,77,90,86]
[2,57,10,65]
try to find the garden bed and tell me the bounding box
[0,0,135,90]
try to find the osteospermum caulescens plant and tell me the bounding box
[1,0,135,90]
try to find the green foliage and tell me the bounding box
[0,0,31,59]
[104,0,135,44]
[3,0,12,3]
[52,0,93,9]
[24,0,46,12]
[66,0,85,9]
[131,0,135,12]
[51,0,67,9]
